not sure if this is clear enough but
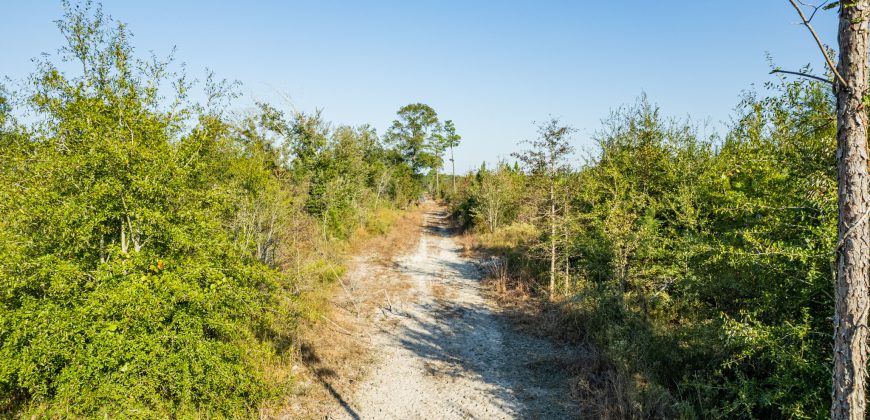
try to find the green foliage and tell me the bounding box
[385,103,440,173]
[0,3,417,416]
[453,83,837,418]
[383,102,463,200]
[457,162,524,233]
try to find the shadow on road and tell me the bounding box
[300,343,361,420]
[384,206,579,419]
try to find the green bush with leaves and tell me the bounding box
[0,6,279,415]
[0,3,428,416]
[453,82,837,418]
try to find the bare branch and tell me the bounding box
[789,0,847,86]
[770,68,834,84]
[797,0,834,22]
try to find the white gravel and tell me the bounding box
[329,209,577,420]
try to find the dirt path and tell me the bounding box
[329,205,577,419]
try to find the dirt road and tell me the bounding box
[329,205,576,419]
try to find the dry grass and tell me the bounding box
[470,233,669,419]
[457,231,480,257]
[263,205,425,419]
[569,348,637,420]
[350,206,423,264]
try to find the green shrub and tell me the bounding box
[0,3,415,416]
[456,84,837,418]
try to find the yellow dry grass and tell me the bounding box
[263,205,424,418]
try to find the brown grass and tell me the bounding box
[470,231,669,419]
[350,206,423,264]
[457,231,480,258]
[263,205,425,419]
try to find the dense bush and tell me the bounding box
[453,82,837,418]
[0,3,439,416]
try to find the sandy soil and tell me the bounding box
[328,205,577,419]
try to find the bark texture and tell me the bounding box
[833,2,870,419]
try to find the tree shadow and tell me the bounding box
[300,343,360,420]
[380,208,580,419]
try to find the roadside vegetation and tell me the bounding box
[0,3,457,417]
[5,1,870,419]
[451,81,837,418]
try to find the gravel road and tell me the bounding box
[329,207,577,419]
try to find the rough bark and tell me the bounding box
[832,2,870,419]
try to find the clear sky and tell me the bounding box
[2,1,841,172]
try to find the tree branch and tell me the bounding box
[770,68,834,84]
[797,0,833,23]
[789,0,848,86]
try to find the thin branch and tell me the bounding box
[770,69,834,84]
[789,0,848,86]
[797,0,833,22]
[319,315,371,341]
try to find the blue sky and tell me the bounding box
[2,1,840,172]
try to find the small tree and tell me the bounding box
[474,161,520,233]
[429,130,447,199]
[513,118,576,297]
[435,120,462,196]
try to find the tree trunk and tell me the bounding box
[549,183,556,297]
[451,145,456,195]
[564,255,569,296]
[294,221,301,281]
[833,3,870,419]
[120,220,127,254]
[563,193,570,296]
